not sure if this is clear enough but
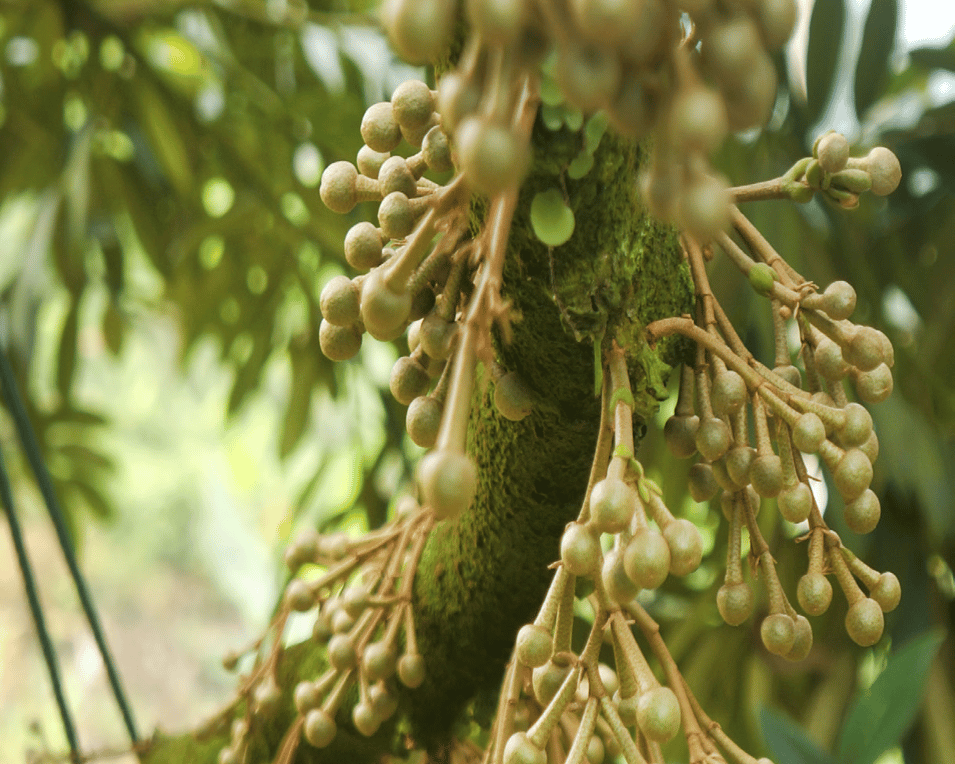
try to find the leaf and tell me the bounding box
[760,706,839,764]
[56,299,79,401]
[836,631,945,764]
[805,0,846,125]
[853,0,898,118]
[908,44,955,74]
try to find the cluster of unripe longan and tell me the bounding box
[216,502,432,762]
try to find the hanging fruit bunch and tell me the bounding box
[213,1,904,762]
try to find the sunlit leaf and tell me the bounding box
[805,0,845,125]
[836,631,945,764]
[854,0,898,118]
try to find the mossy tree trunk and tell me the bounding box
[141,120,692,764]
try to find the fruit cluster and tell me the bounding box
[216,502,433,762]
[644,142,901,654]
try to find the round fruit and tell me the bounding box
[637,686,681,743]
[664,518,703,576]
[516,623,553,668]
[844,489,881,534]
[717,581,754,625]
[846,598,884,646]
[761,613,796,656]
[561,522,601,576]
[303,709,337,748]
[398,654,425,688]
[589,476,636,534]
[797,572,832,616]
[623,526,671,589]
[417,450,478,520]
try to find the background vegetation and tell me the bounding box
[0,0,953,762]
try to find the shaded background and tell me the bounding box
[0,1,952,763]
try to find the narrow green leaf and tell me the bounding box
[805,0,846,125]
[836,631,945,764]
[760,706,840,764]
[854,0,898,118]
[908,44,955,73]
[57,301,79,401]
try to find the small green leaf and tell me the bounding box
[805,0,846,125]
[836,631,944,764]
[530,189,575,247]
[854,0,898,118]
[568,151,594,180]
[760,706,839,764]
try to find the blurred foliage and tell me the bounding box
[0,0,952,763]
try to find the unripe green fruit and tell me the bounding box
[664,518,704,576]
[751,454,783,498]
[319,319,362,361]
[589,476,636,534]
[761,613,796,656]
[352,701,381,737]
[859,430,880,463]
[797,572,832,616]
[773,364,803,388]
[342,584,369,618]
[391,79,434,133]
[711,370,747,416]
[561,522,601,576]
[839,402,873,449]
[436,73,480,132]
[679,173,731,241]
[819,280,856,321]
[320,161,360,214]
[467,0,526,45]
[722,52,778,131]
[602,548,639,605]
[855,363,893,404]
[320,275,360,327]
[861,147,902,196]
[844,488,880,534]
[847,326,887,372]
[380,0,455,65]
[587,733,605,764]
[455,117,530,196]
[726,446,756,488]
[748,262,777,296]
[703,17,761,84]
[815,131,850,174]
[331,606,355,634]
[688,462,718,502]
[398,653,425,688]
[555,41,621,113]
[285,579,315,612]
[516,623,553,668]
[494,372,534,421]
[871,572,901,612]
[846,598,884,646]
[328,633,357,670]
[406,395,441,448]
[793,412,826,453]
[363,641,398,682]
[814,337,848,381]
[253,677,281,716]
[785,614,813,662]
[356,145,389,179]
[389,356,430,405]
[833,449,873,502]
[344,222,384,272]
[418,450,477,520]
[713,460,739,494]
[615,691,640,726]
[504,732,546,764]
[361,268,411,341]
[759,0,798,49]
[377,191,417,240]
[532,658,573,706]
[369,682,399,720]
[670,86,728,156]
[637,686,681,743]
[623,526,671,590]
[422,126,453,173]
[778,482,813,524]
[294,680,322,714]
[303,708,337,748]
[696,417,732,461]
[717,581,754,625]
[360,102,401,153]
[664,414,699,458]
[377,155,417,198]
